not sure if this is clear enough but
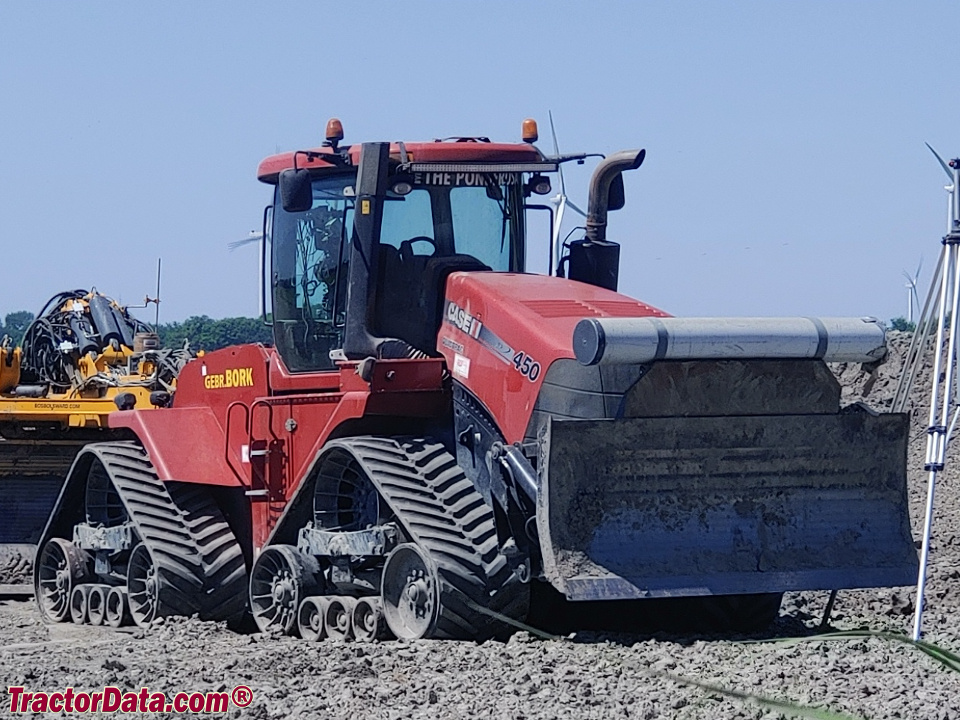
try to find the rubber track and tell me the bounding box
[166,483,249,623]
[82,442,202,618]
[329,437,529,639]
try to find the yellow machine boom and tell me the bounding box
[0,290,192,589]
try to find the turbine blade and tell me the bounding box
[552,196,566,259]
[925,142,954,181]
[549,110,566,196]
[548,110,561,158]
[567,199,588,218]
[228,233,262,251]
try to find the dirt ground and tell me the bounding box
[0,331,958,719]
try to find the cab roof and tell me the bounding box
[257,141,545,184]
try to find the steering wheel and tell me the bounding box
[399,236,438,263]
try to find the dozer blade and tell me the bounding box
[537,411,917,601]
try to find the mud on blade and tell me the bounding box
[537,412,917,601]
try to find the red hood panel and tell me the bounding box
[438,273,668,442]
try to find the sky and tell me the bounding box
[1,1,958,324]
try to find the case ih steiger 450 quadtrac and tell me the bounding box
[35,119,917,639]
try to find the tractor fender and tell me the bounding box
[108,407,242,487]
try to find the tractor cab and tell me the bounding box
[258,121,566,372]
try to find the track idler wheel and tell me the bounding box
[105,587,129,628]
[127,543,173,627]
[381,544,440,640]
[324,596,357,641]
[87,585,108,626]
[249,545,320,635]
[297,597,328,642]
[36,538,90,623]
[353,597,388,641]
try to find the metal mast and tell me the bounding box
[893,148,960,640]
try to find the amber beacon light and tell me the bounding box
[325,118,344,147]
[521,118,538,143]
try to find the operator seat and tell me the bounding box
[374,244,489,354]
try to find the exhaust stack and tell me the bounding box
[585,149,646,243]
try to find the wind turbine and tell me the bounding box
[902,257,923,324]
[547,112,587,275]
[229,230,266,317]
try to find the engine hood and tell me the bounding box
[437,272,668,443]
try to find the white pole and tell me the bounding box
[551,196,566,276]
[912,165,960,640]
[257,235,264,319]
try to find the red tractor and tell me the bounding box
[35,120,917,639]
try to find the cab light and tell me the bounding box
[522,118,539,143]
[326,117,344,146]
[529,174,552,195]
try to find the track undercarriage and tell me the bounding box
[36,437,530,640]
[35,442,247,629]
[250,437,528,641]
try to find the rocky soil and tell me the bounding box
[0,547,31,587]
[0,331,958,719]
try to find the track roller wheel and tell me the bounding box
[69,585,90,624]
[324,596,358,641]
[105,587,129,628]
[381,544,440,640]
[36,538,90,623]
[249,545,320,635]
[353,597,388,641]
[127,543,175,627]
[297,597,328,642]
[87,586,107,626]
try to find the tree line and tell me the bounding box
[0,311,272,352]
[155,316,272,351]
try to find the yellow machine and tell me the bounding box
[0,290,192,589]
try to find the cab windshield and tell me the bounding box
[271,170,525,372]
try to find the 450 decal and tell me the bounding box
[512,351,541,381]
[443,299,542,382]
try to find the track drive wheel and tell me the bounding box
[249,545,320,635]
[36,538,90,623]
[381,544,441,640]
[127,543,175,627]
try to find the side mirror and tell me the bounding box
[607,173,625,212]
[279,168,313,213]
